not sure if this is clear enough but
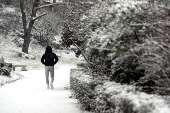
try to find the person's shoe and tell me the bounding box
[50,83,54,89]
[47,86,50,89]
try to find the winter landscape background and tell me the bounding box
[0,0,170,113]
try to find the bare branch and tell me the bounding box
[35,2,59,10]
[158,5,170,11]
[151,26,170,39]
[131,22,170,27]
[152,42,170,55]
[33,13,47,21]
[0,3,4,8]
[70,38,96,66]
[134,30,140,43]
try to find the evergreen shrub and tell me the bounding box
[62,0,170,95]
[70,68,163,113]
[73,0,170,95]
[110,55,145,84]
[0,67,11,76]
[0,58,12,77]
[70,68,101,111]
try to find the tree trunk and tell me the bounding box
[22,34,31,54]
[19,0,49,54]
[20,0,35,54]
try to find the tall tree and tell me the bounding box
[20,0,46,54]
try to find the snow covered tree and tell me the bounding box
[61,23,74,48]
[76,0,148,79]
[73,0,170,94]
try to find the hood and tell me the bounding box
[45,46,52,54]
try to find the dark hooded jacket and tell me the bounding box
[41,46,58,66]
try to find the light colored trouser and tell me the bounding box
[45,66,54,86]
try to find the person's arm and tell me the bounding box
[41,54,46,65]
[54,54,58,65]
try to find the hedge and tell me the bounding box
[70,68,102,111]
[70,68,170,113]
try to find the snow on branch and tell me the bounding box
[151,41,170,55]
[86,46,114,52]
[131,21,170,27]
[152,26,170,39]
[69,39,96,66]
[158,5,170,16]
[35,2,94,11]
[158,5,170,11]
[35,2,58,10]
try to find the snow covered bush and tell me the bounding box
[60,23,74,48]
[69,0,170,95]
[77,0,148,82]
[110,55,145,84]
[129,0,170,94]
[70,68,102,111]
[0,57,12,77]
[70,68,170,113]
[0,67,11,76]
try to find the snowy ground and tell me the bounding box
[0,72,23,86]
[3,7,15,13]
[0,65,90,113]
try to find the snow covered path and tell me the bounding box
[0,66,89,113]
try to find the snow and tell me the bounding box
[43,0,63,3]
[0,72,23,86]
[0,66,90,113]
[95,82,170,113]
[3,7,15,13]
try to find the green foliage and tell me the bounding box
[60,22,88,57]
[75,0,148,82]
[73,0,170,94]
[59,2,94,56]
[60,23,74,48]
[0,67,11,76]
[70,69,99,111]
[118,98,138,113]
[111,55,145,84]
[0,58,12,77]
[70,68,156,113]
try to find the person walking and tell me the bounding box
[41,46,58,89]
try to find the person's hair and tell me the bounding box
[45,46,52,54]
